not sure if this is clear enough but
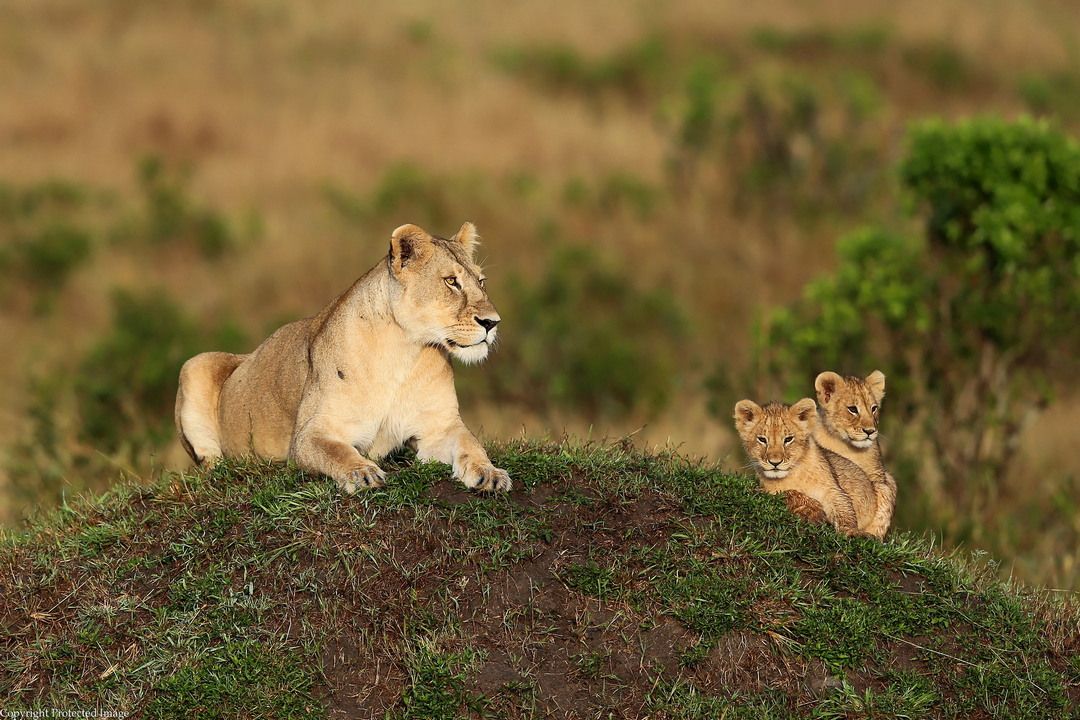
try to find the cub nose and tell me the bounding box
[863,428,876,436]
[475,316,500,332]
[768,459,782,468]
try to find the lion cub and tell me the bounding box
[733,398,880,537]
[813,371,896,538]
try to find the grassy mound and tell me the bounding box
[1,443,1077,718]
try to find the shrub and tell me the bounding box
[18,222,92,287]
[749,25,892,56]
[748,117,1080,543]
[481,244,687,418]
[75,289,246,454]
[5,289,247,519]
[1018,71,1080,120]
[902,40,973,91]
[134,156,235,259]
[492,35,667,103]
[326,162,489,229]
[669,70,885,214]
[0,180,97,303]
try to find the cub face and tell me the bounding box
[814,370,885,449]
[733,398,817,479]
[388,222,501,365]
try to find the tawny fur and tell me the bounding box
[733,398,880,537]
[175,222,511,493]
[814,370,897,539]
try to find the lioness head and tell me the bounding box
[814,370,885,449]
[387,222,501,364]
[733,398,817,480]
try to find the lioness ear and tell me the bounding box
[815,371,843,404]
[452,221,479,258]
[866,370,886,401]
[733,399,762,429]
[389,224,431,274]
[790,398,817,427]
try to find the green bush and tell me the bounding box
[482,244,687,418]
[492,35,667,102]
[747,117,1080,551]
[134,156,235,259]
[76,289,246,454]
[18,222,92,287]
[325,162,490,229]
[5,289,247,519]
[902,40,973,91]
[1018,71,1080,120]
[749,24,891,56]
[0,180,98,302]
[669,70,885,214]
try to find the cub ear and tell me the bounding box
[389,224,431,274]
[733,399,762,429]
[790,397,817,427]
[814,371,843,404]
[452,221,479,258]
[866,370,886,400]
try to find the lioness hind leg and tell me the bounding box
[176,351,244,465]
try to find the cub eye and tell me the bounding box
[756,436,767,446]
[783,435,794,445]
[444,277,460,290]
[478,277,486,289]
[846,405,859,415]
[870,404,878,414]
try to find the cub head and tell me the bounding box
[814,370,885,449]
[387,222,501,365]
[733,398,817,480]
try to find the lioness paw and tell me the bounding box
[461,464,512,493]
[338,464,386,494]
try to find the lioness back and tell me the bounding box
[218,318,314,459]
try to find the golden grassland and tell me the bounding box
[1,0,1078,586]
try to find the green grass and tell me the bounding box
[1,442,1076,717]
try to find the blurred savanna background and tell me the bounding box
[1,0,1078,590]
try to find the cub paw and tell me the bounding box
[461,464,512,493]
[783,490,829,525]
[337,464,386,494]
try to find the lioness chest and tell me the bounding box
[218,319,453,461]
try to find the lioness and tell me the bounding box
[733,398,879,537]
[175,222,511,493]
[813,370,896,538]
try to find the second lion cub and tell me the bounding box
[813,371,897,539]
[733,398,882,538]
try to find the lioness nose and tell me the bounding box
[475,316,500,332]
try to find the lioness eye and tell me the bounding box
[847,405,858,415]
[444,277,460,289]
[756,436,767,446]
[478,277,486,289]
[783,435,794,445]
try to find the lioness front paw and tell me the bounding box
[460,464,512,493]
[337,464,386,494]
